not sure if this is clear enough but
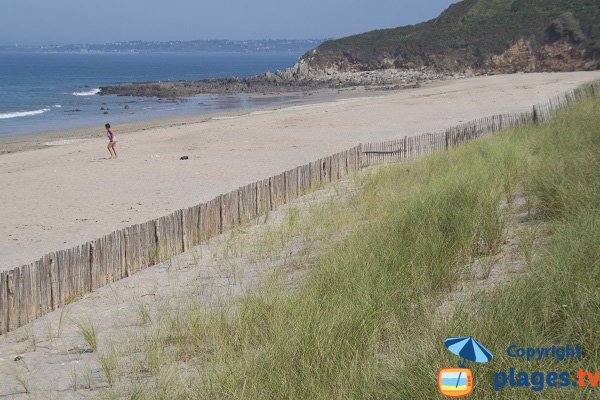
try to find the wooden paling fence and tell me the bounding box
[360,112,532,165]
[361,81,599,166]
[0,146,361,335]
[1,81,599,335]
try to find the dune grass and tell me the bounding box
[103,93,599,399]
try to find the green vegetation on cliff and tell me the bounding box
[304,0,600,72]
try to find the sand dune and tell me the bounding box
[1,71,600,270]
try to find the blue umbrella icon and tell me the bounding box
[444,336,493,388]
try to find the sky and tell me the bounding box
[0,0,457,45]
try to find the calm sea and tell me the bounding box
[0,51,302,137]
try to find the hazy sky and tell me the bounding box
[0,0,457,45]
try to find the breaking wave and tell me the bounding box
[73,88,101,96]
[0,108,51,120]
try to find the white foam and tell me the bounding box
[0,108,51,120]
[73,88,100,96]
[53,104,62,108]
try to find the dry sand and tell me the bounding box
[1,71,600,270]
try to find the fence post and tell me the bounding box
[0,272,6,334]
[532,105,538,124]
[402,136,407,158]
[218,194,224,234]
[358,144,363,168]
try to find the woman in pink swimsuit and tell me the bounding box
[105,123,118,159]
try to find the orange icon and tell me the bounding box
[438,368,473,398]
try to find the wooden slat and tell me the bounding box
[155,213,183,261]
[0,271,6,334]
[297,164,310,196]
[320,157,331,183]
[141,220,158,267]
[115,229,127,281]
[361,143,368,166]
[285,168,299,202]
[56,245,88,307]
[270,173,286,209]
[56,249,70,307]
[336,152,344,177]
[91,235,107,288]
[15,266,26,328]
[6,269,16,331]
[42,252,59,310]
[331,153,340,180]
[125,224,142,276]
[357,144,363,168]
[256,178,271,216]
[182,205,201,251]
[174,210,185,255]
[347,146,356,171]
[202,196,222,240]
[15,266,26,327]
[310,160,321,188]
[91,230,126,289]
[238,183,257,224]
[23,263,36,325]
[229,189,240,227]
[221,191,240,231]
[339,151,349,178]
[415,134,421,156]
[349,146,357,170]
[35,257,47,319]
[341,150,349,175]
[77,243,91,297]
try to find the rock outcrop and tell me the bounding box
[299,1,600,76]
[99,66,451,98]
[486,38,596,74]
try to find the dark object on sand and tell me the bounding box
[180,156,189,160]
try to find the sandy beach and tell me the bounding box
[1,71,600,270]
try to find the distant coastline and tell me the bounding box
[0,38,325,54]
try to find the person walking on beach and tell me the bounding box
[105,123,118,159]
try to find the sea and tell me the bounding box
[0,51,303,137]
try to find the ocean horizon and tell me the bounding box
[0,51,302,137]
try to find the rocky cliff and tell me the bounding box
[299,1,600,76]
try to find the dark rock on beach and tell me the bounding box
[99,65,448,98]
